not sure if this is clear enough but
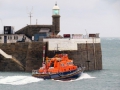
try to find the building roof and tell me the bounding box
[15,25,54,39]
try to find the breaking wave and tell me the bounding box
[0,76,43,85]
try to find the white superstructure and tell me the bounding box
[0,34,31,43]
[43,37,100,51]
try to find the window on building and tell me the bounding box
[0,36,2,39]
[8,36,9,39]
[14,36,18,40]
[10,36,12,40]
[5,31,8,34]
[17,36,18,39]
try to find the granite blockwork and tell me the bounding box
[0,42,102,72]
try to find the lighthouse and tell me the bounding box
[52,3,60,35]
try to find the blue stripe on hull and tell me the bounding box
[43,69,82,80]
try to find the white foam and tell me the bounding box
[0,76,4,79]
[55,73,96,82]
[0,73,95,85]
[75,73,96,81]
[0,76,43,85]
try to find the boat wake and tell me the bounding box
[0,76,43,85]
[75,73,96,81]
[0,73,95,85]
[55,73,96,82]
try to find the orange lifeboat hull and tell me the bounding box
[32,54,85,80]
[32,67,85,80]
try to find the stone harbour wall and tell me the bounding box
[46,43,102,71]
[0,42,44,71]
[0,42,102,72]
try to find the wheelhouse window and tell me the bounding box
[61,63,64,66]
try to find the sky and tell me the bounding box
[0,0,120,37]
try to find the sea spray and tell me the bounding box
[55,73,96,82]
[0,73,95,85]
[0,76,43,85]
[75,73,96,80]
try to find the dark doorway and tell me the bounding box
[4,36,7,43]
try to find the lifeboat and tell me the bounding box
[32,54,85,80]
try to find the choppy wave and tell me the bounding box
[0,76,43,85]
[101,37,120,40]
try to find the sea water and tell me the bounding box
[0,37,120,90]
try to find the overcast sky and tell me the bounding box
[0,0,120,37]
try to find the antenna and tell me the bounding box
[0,18,3,27]
[85,29,87,35]
[27,6,33,25]
[36,19,38,25]
[0,18,3,34]
[55,1,57,6]
[85,29,88,38]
